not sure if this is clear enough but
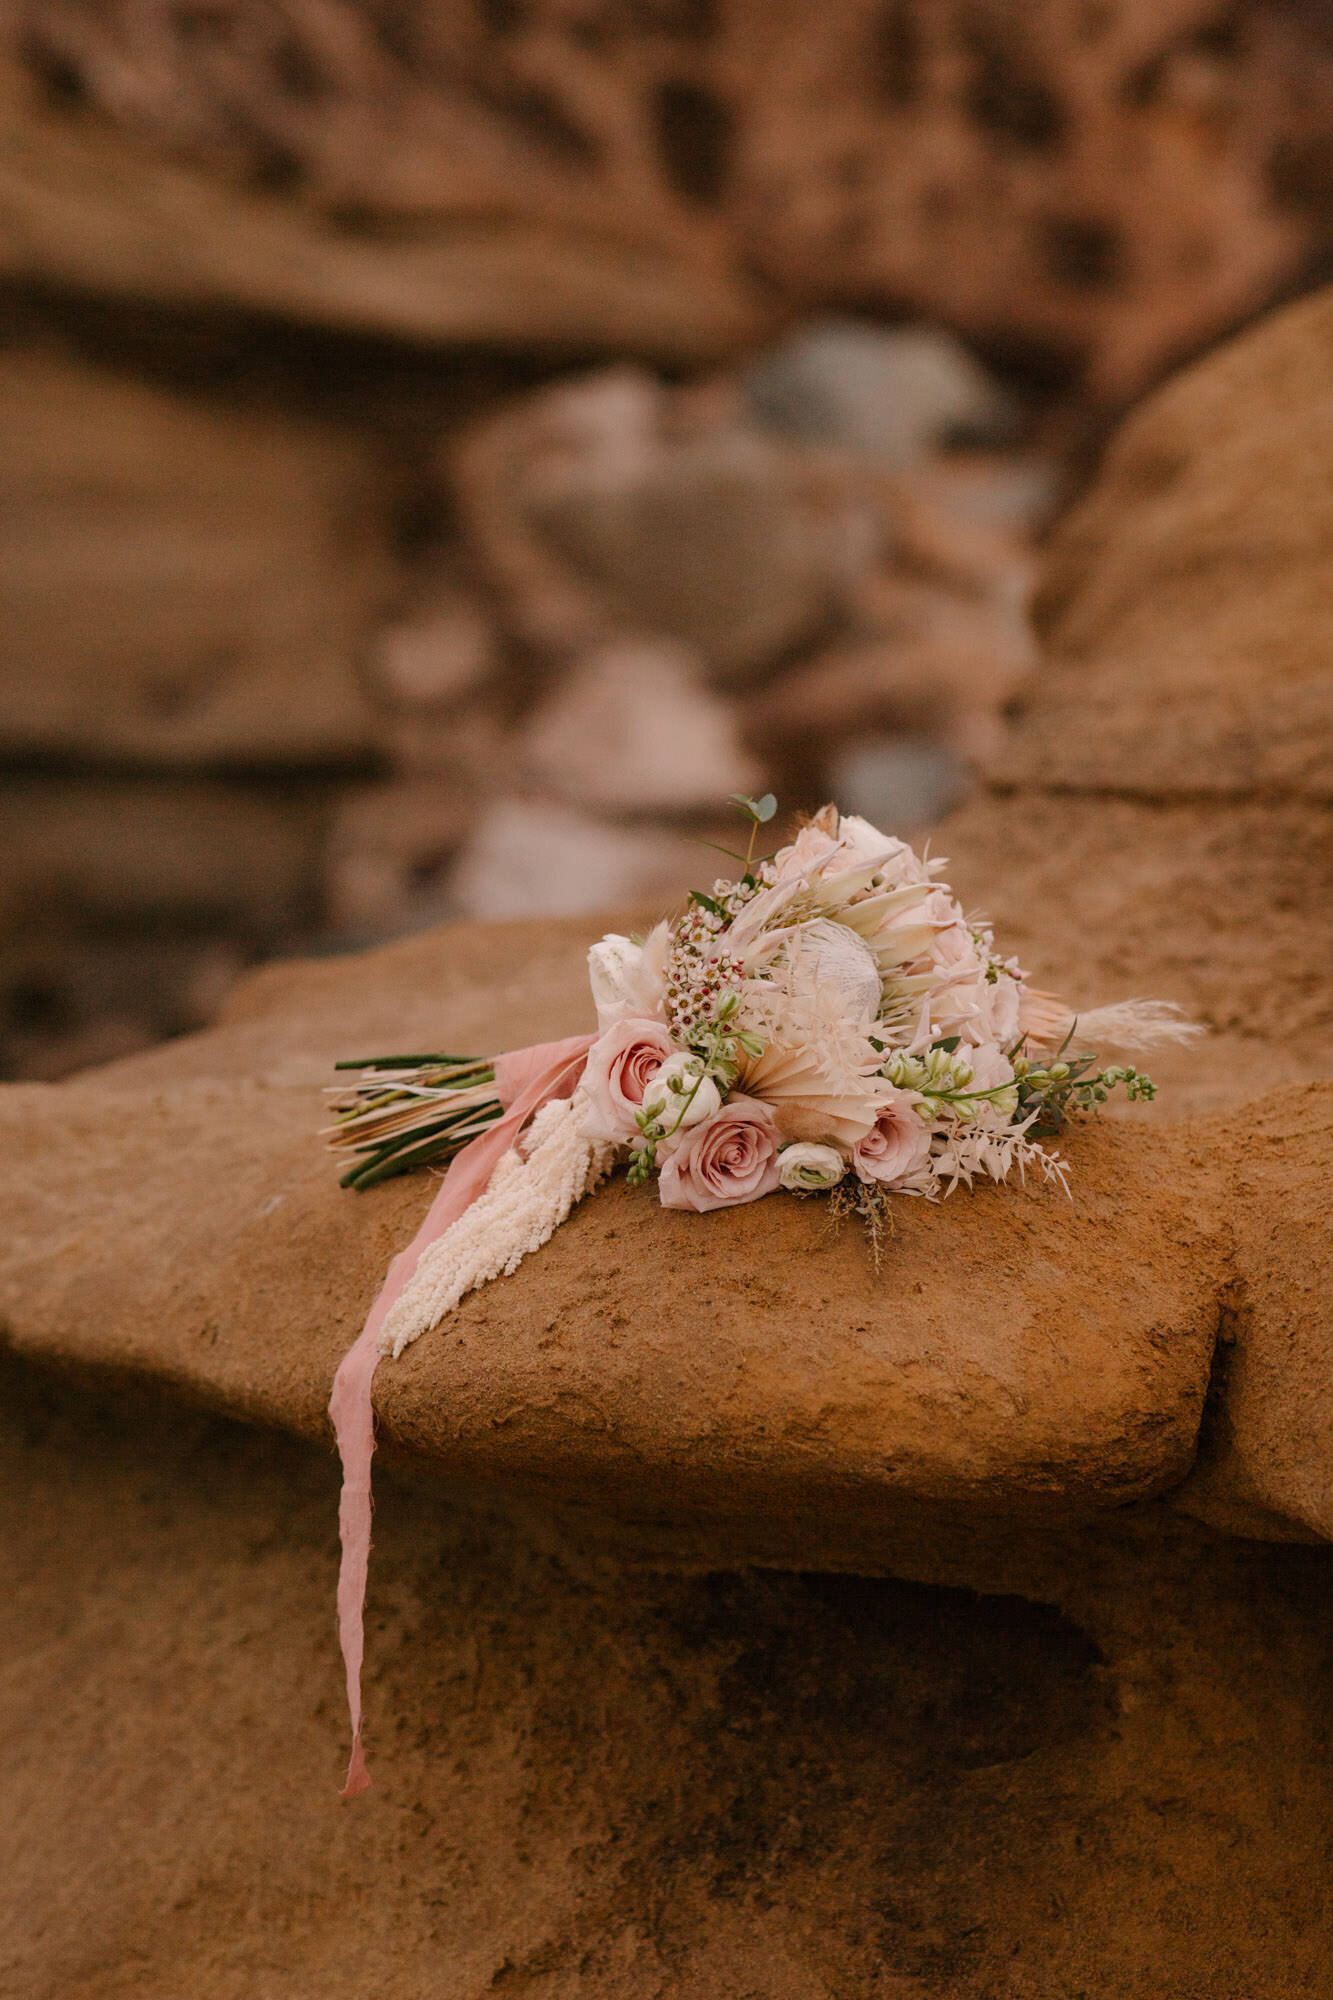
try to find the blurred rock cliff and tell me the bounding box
[2,0,1331,1076]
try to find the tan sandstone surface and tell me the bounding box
[0,907,1232,1569]
[6,1352,1333,2000]
[5,289,1333,1993]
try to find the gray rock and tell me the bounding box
[368,592,499,712]
[453,368,872,680]
[746,320,1017,469]
[828,734,971,831]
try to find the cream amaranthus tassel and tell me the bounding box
[379,1090,613,1361]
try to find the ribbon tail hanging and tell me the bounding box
[327,1033,594,1797]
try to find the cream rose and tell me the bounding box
[852,1088,934,1186]
[770,822,839,885]
[640,1052,723,1135]
[777,1141,847,1191]
[932,919,983,983]
[658,1096,782,1213]
[580,1017,677,1144]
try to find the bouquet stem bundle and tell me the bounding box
[323,1054,500,1191]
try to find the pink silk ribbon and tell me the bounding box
[328,1033,595,1796]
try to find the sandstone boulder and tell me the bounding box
[991,284,1333,800]
[939,286,1333,1546]
[947,286,1333,1108]
[9,282,1333,1556]
[0,60,761,363]
[941,792,1333,1113]
[0,777,328,935]
[0,911,1227,1570]
[450,368,869,679]
[7,1353,1333,2000]
[321,780,472,940]
[1174,1086,1333,1543]
[0,775,334,1080]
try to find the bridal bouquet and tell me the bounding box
[326,797,1198,1793]
[328,798,1191,1364]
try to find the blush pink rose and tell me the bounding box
[581,1017,677,1143]
[852,1088,933,1186]
[657,1095,782,1213]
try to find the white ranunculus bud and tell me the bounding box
[641,1053,723,1133]
[777,1141,848,1191]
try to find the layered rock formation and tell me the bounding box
[0,341,387,1077]
[3,286,1333,1995]
[8,1,1333,401]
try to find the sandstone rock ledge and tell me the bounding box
[6,911,1330,1570]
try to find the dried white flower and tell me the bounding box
[1052,1000,1205,1051]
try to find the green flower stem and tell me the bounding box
[341,1104,503,1190]
[333,1053,482,1071]
[343,1099,505,1161]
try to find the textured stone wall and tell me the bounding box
[8,0,1333,397]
